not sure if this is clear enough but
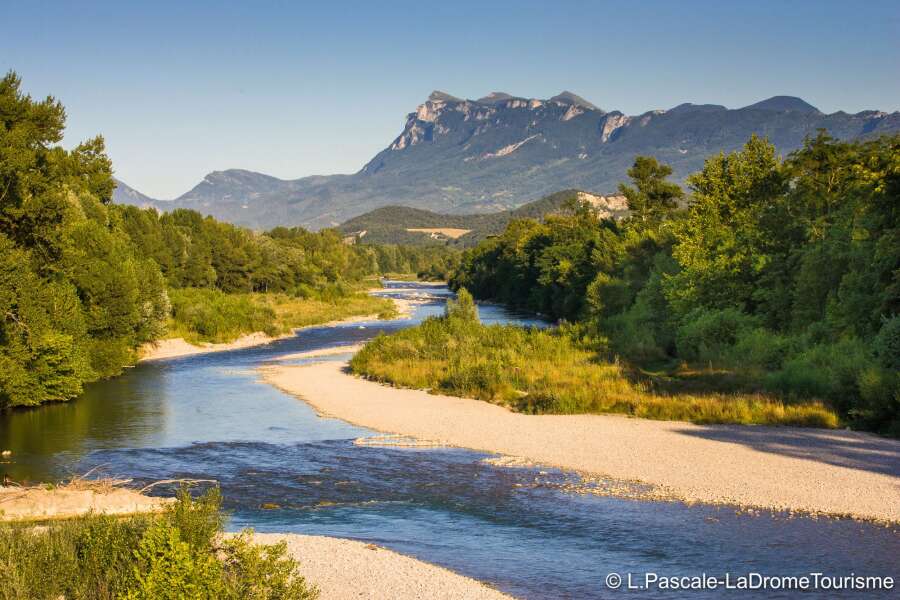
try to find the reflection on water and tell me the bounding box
[0,369,169,478]
[1,282,897,599]
[0,281,541,481]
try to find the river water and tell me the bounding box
[1,282,897,599]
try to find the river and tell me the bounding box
[1,282,896,599]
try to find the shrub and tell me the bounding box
[515,391,559,414]
[728,328,795,371]
[219,533,318,600]
[167,288,395,345]
[444,288,479,322]
[87,336,136,379]
[440,360,511,401]
[0,489,318,600]
[874,315,900,371]
[856,367,900,435]
[169,288,277,344]
[606,309,665,362]
[676,307,760,363]
[765,338,870,414]
[604,284,672,362]
[125,520,224,600]
[316,282,351,303]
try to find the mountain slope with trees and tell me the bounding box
[337,190,629,246]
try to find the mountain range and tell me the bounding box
[114,92,900,230]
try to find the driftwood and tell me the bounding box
[0,464,218,499]
[139,479,218,494]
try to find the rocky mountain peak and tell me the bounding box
[427,90,462,103]
[742,96,821,114]
[669,102,727,114]
[477,92,516,104]
[549,91,600,111]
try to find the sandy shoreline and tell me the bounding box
[262,358,900,522]
[137,314,378,363]
[274,344,363,362]
[138,331,286,362]
[0,485,171,522]
[137,293,419,363]
[247,533,513,599]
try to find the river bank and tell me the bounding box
[138,292,424,363]
[0,484,170,522]
[138,316,375,363]
[261,355,900,523]
[248,533,513,600]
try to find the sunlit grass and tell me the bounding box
[260,292,397,330]
[350,316,839,428]
[167,288,396,344]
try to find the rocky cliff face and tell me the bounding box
[114,91,900,230]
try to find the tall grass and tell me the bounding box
[167,288,396,344]
[350,311,839,428]
[0,488,317,600]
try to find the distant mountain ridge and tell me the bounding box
[112,178,157,206]
[113,92,900,230]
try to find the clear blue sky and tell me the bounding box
[3,0,898,198]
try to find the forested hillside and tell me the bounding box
[452,134,900,434]
[0,73,456,410]
[338,190,628,246]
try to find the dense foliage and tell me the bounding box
[0,72,454,410]
[0,488,317,599]
[118,207,455,295]
[0,73,169,408]
[451,134,900,434]
[351,290,837,427]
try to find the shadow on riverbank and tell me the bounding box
[674,425,900,477]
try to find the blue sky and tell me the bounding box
[3,0,898,198]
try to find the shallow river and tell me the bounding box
[1,282,897,599]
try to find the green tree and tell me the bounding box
[445,288,479,322]
[618,156,683,223]
[665,135,789,321]
[0,72,169,406]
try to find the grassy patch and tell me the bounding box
[0,488,317,600]
[259,292,396,330]
[350,304,839,428]
[167,288,396,344]
[378,272,420,281]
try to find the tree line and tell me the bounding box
[0,72,455,409]
[451,133,900,434]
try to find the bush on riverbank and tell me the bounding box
[350,293,839,428]
[0,488,318,600]
[167,288,396,344]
